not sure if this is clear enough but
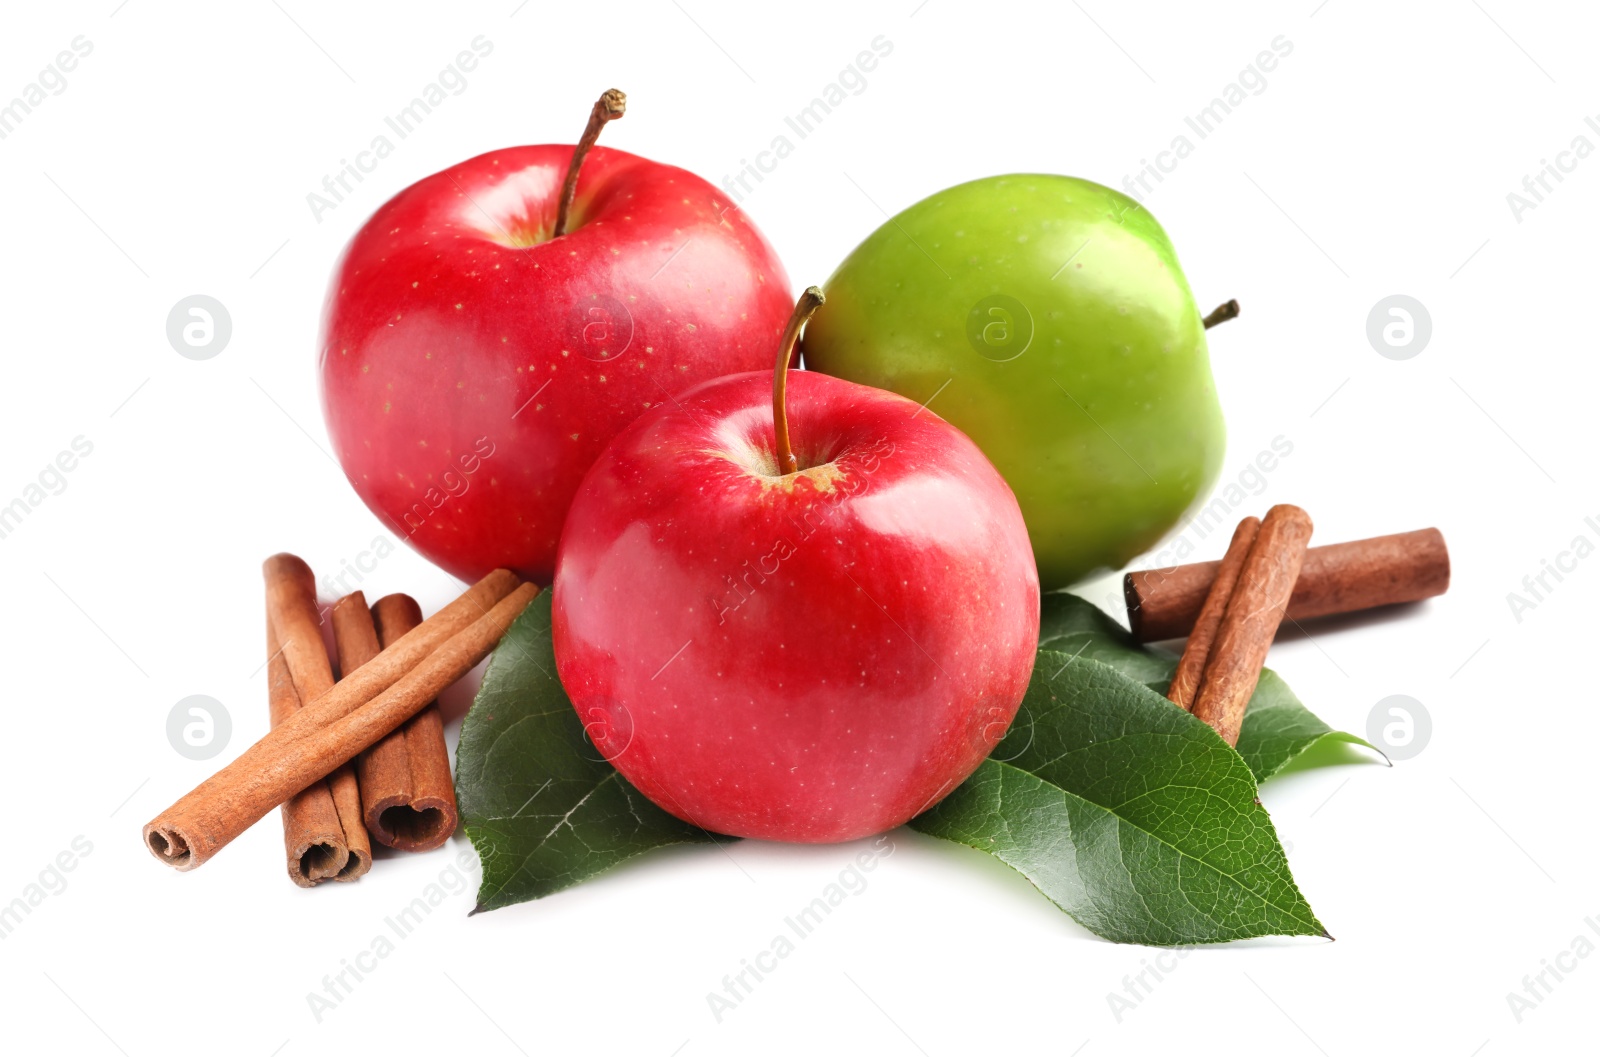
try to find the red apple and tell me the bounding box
[319,91,793,583]
[552,290,1040,842]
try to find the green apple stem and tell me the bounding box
[772,287,826,476]
[1203,299,1240,329]
[553,89,626,238]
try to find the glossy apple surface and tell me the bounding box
[320,144,793,583]
[552,370,1039,842]
[802,174,1225,589]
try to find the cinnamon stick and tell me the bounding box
[265,555,370,881]
[333,593,459,851]
[1125,527,1449,642]
[1166,516,1258,712]
[1190,505,1313,746]
[144,573,535,871]
[267,620,352,886]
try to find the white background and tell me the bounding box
[1,1,1594,1054]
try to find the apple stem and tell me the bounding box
[553,89,626,238]
[772,287,826,476]
[1203,299,1240,329]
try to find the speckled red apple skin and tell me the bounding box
[551,370,1040,842]
[319,145,793,584]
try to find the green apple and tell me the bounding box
[802,174,1227,589]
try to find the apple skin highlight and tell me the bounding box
[320,144,794,585]
[803,173,1226,591]
[552,370,1040,843]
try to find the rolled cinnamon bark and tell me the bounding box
[333,594,459,851]
[1191,505,1313,747]
[265,555,370,881]
[1125,527,1449,642]
[144,573,534,871]
[267,620,351,886]
[372,595,459,849]
[1166,516,1258,712]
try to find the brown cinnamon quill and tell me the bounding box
[144,570,534,871]
[1188,505,1313,746]
[332,593,459,851]
[1126,527,1448,642]
[1166,516,1259,712]
[267,619,354,886]
[265,555,370,881]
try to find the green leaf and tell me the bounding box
[910,653,1327,945]
[455,591,727,914]
[1232,669,1376,782]
[1039,591,1374,781]
[1038,590,1179,684]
